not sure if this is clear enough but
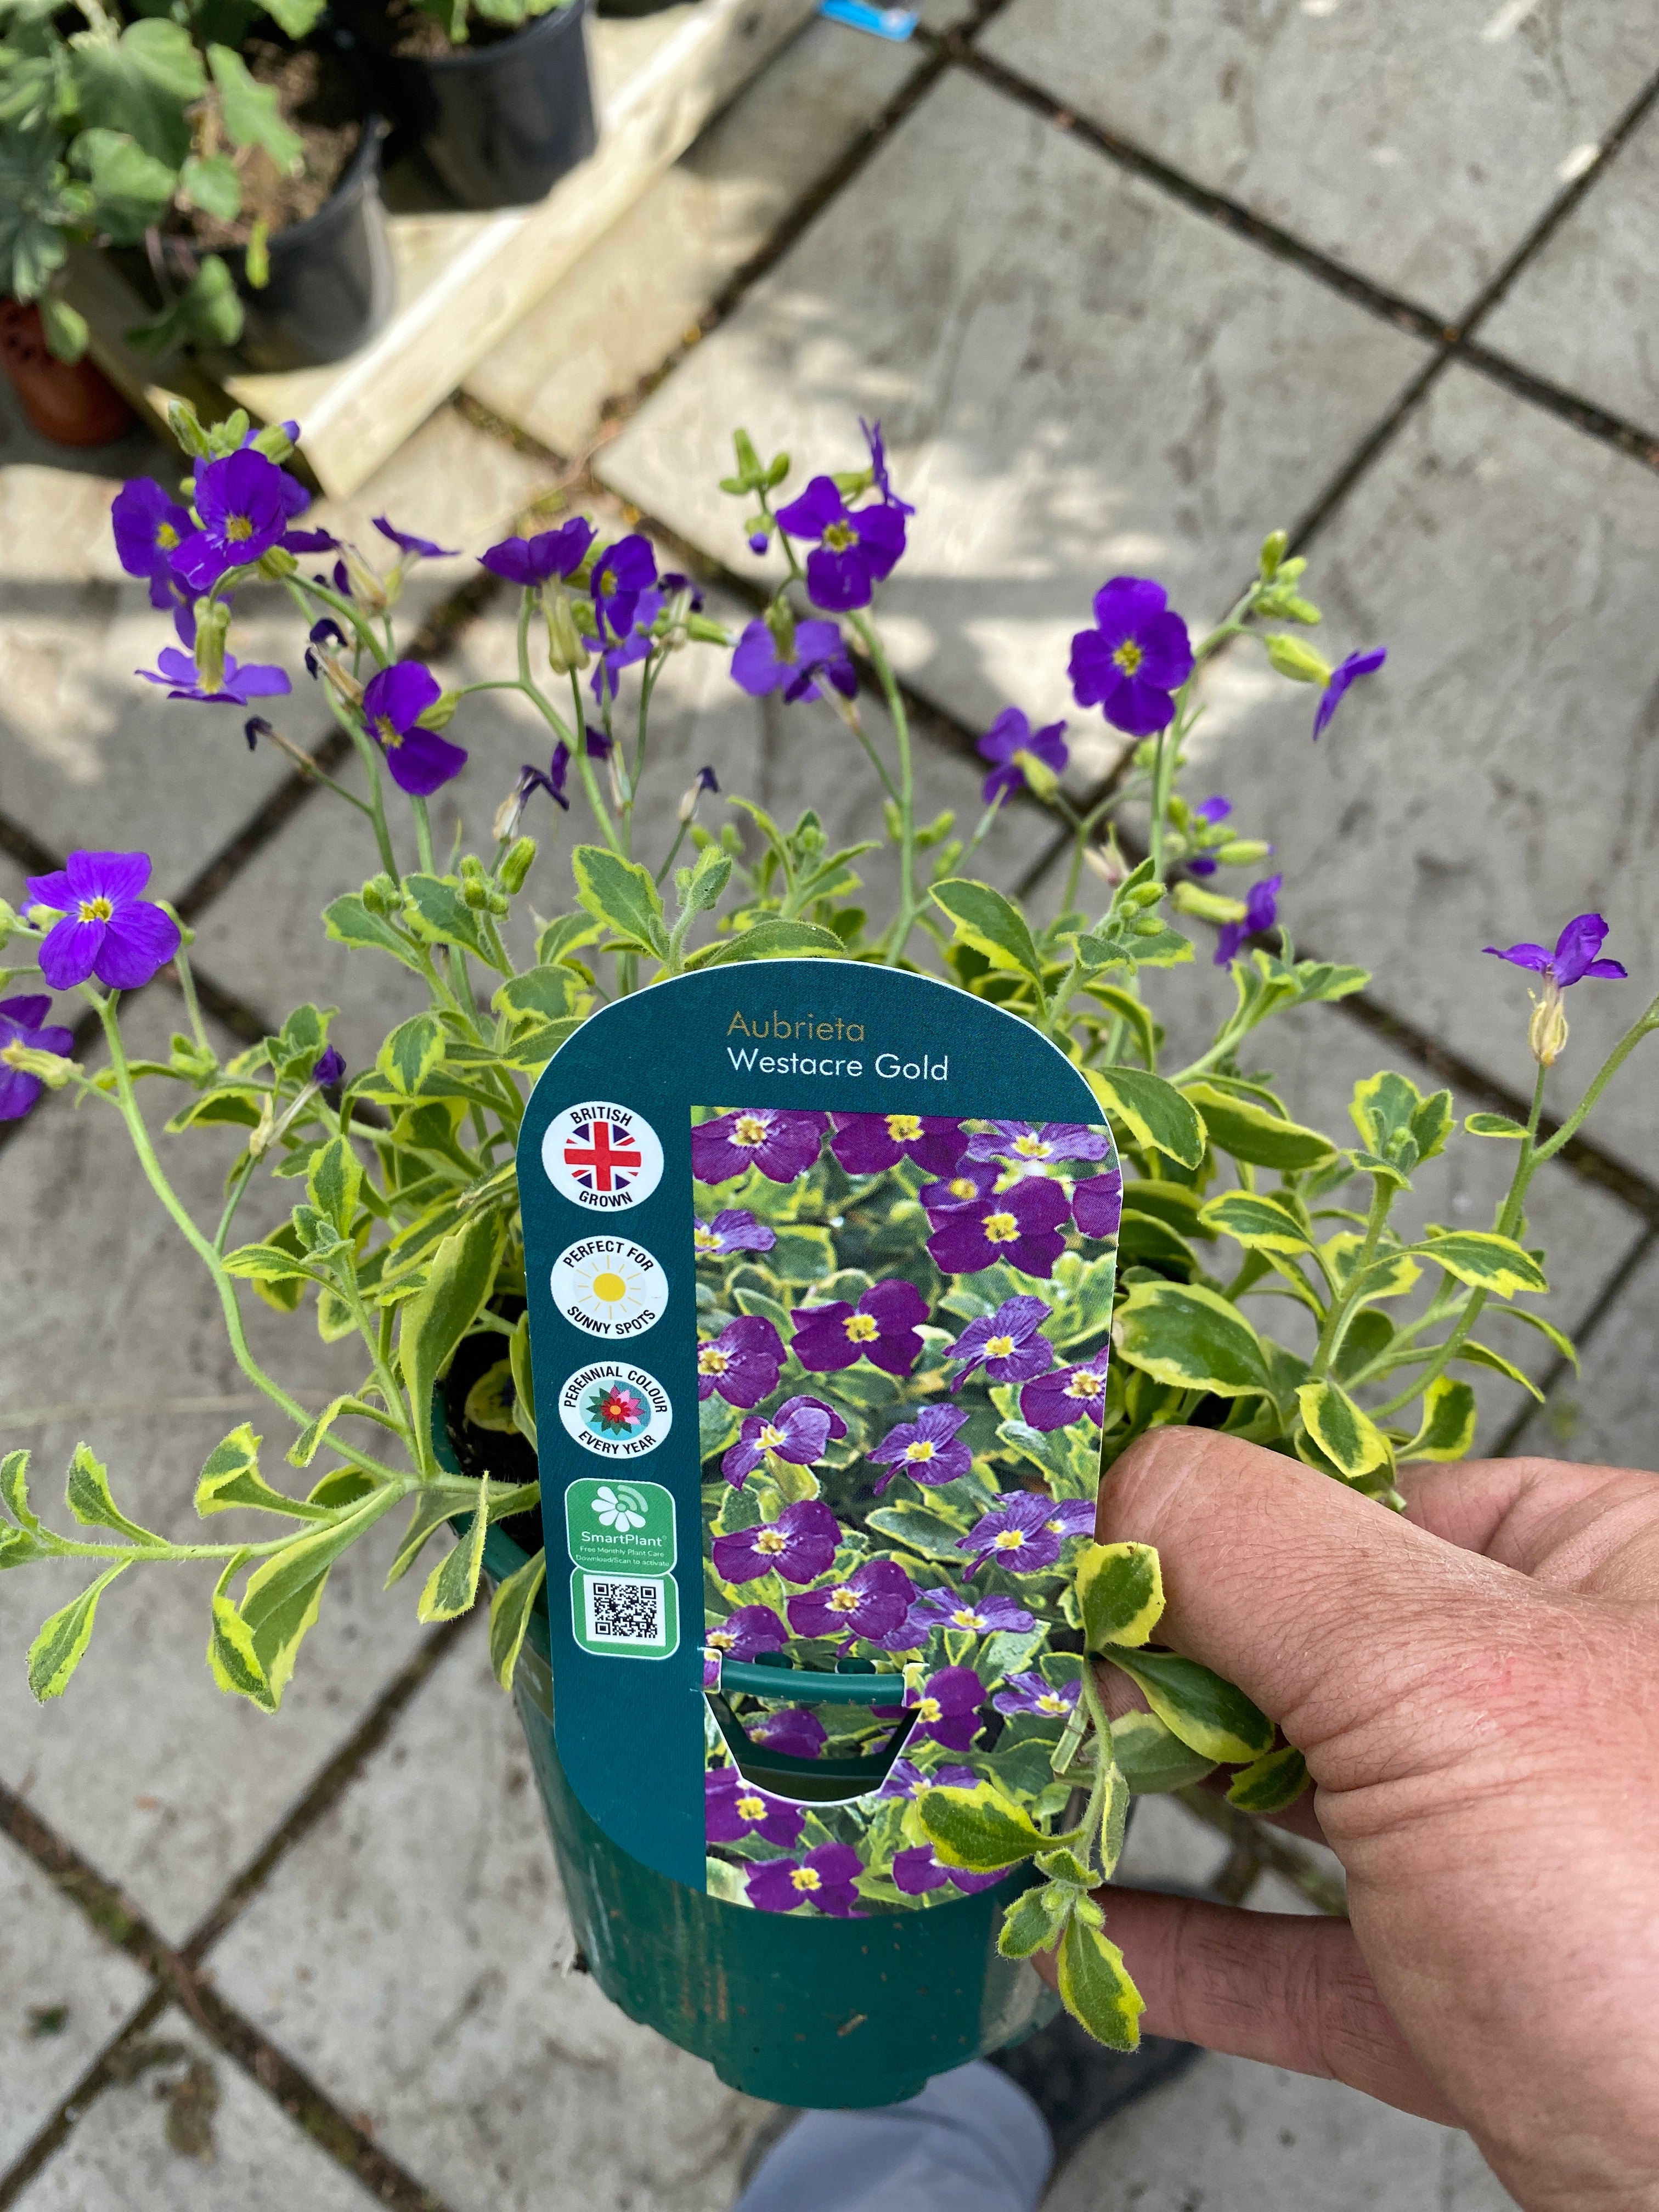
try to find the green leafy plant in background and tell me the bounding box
[0,402,1654,2052]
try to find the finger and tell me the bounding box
[1097,1426,1512,1756]
[1401,1456,1659,1598]
[1041,1889,1459,2129]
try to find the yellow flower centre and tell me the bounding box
[0,1041,26,1068]
[708,1629,735,1651]
[904,1439,936,1463]
[698,1345,729,1374]
[1066,1371,1104,1399]
[984,1334,1015,1359]
[844,1312,881,1343]
[822,521,855,551]
[789,1866,822,1893]
[736,1794,767,1821]
[157,523,179,550]
[992,1530,1026,1553]
[597,566,616,597]
[693,1223,721,1251]
[758,1424,786,1451]
[1112,639,1143,675]
[915,1698,941,1723]
[949,1607,981,1630]
[1012,1133,1052,1158]
[983,1211,1020,1244]
[374,715,402,747]
[947,1176,977,1200]
[76,896,114,923]
[885,1114,923,1141]
[733,1114,769,1147]
[827,1587,860,1613]
[1037,1691,1068,1714]
[755,1527,787,1555]
[225,514,255,542]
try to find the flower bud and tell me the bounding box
[679,765,719,824]
[0,1043,76,1088]
[493,790,525,844]
[1264,633,1332,685]
[340,543,388,612]
[1211,839,1272,866]
[1121,881,1165,911]
[422,689,461,731]
[1172,882,1246,923]
[1013,746,1059,800]
[1528,981,1570,1067]
[0,900,16,949]
[194,599,231,693]
[500,836,537,893]
[765,598,797,661]
[540,583,590,674]
[459,855,489,909]
[1259,529,1288,581]
[361,872,401,916]
[258,544,298,581]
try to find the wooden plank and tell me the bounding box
[63,0,816,497]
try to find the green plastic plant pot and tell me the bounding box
[477,1521,1059,2107]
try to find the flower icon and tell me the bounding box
[590,1484,647,1532]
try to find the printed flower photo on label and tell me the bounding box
[689,1104,1120,1915]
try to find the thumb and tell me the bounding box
[1098,1427,1521,1769]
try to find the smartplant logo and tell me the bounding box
[565,1476,676,1577]
[591,1482,649,1532]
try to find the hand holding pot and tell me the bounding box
[1052,1427,1659,2212]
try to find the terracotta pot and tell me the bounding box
[0,302,134,448]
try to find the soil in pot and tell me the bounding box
[336,0,597,210]
[161,42,394,371]
[440,1304,545,1556]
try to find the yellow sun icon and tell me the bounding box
[551,1239,669,1339]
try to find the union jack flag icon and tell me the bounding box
[562,1119,644,1194]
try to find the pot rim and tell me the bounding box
[253,113,390,261]
[414,0,589,72]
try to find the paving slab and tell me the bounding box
[1043,2046,1517,2212]
[467,17,923,457]
[0,1000,433,1943]
[980,0,1654,322]
[10,2008,381,2212]
[0,408,550,900]
[1481,108,1659,442]
[1513,1234,1659,1471]
[0,1831,153,2169]
[596,66,1430,751]
[1172,361,1659,1181]
[209,1626,772,2212]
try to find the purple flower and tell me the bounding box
[691,1108,827,1186]
[590,589,664,702]
[947,1295,1053,1390]
[870,1404,973,1493]
[589,534,657,641]
[1020,1361,1109,1432]
[958,1492,1076,1577]
[828,1111,965,1180]
[878,1758,977,1801]
[787,1557,916,1644]
[694,1209,777,1259]
[993,1670,1081,1722]
[874,1665,985,1751]
[697,1314,786,1407]
[136,645,291,708]
[1186,793,1232,876]
[171,449,298,590]
[1312,646,1386,741]
[746,1706,826,1760]
[1214,873,1283,967]
[312,1045,346,1090]
[746,1842,864,1917]
[702,1604,788,1662]
[1484,913,1628,988]
[1071,1166,1122,1241]
[721,1394,845,1488]
[284,527,338,555]
[919,1160,1000,1217]
[360,662,467,797]
[790,1280,929,1379]
[860,418,914,516]
[774,477,906,612]
[373,516,457,561]
[711,1498,840,1587]
[111,478,192,607]
[730,617,857,704]
[24,851,180,994]
[966,1121,1110,1173]
[0,996,74,1121]
[1069,576,1194,736]
[926,1176,1070,1278]
[480,517,595,585]
[977,708,1070,804]
[891,1844,1005,1897]
[705,1766,805,1847]
[906,1585,1035,1638]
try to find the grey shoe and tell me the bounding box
[989,2013,1200,2172]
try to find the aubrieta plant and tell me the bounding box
[2,401,1655,2053]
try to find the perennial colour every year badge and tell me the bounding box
[558,1361,674,1459]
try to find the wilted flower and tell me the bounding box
[869,1403,973,1492]
[373,517,457,561]
[746,1842,864,1916]
[136,645,290,708]
[1069,577,1193,735]
[860,419,913,515]
[696,1313,786,1407]
[1214,873,1283,966]
[711,1497,840,1585]
[1486,912,1627,1066]
[775,477,905,611]
[312,1045,346,1091]
[679,766,719,823]
[1312,646,1387,740]
[790,1280,929,1378]
[360,663,467,797]
[691,1107,827,1184]
[25,851,180,994]
[0,996,74,1121]
[977,708,1069,803]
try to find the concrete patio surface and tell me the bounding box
[3,0,1655,2204]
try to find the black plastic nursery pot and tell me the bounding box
[435,1374,1058,2109]
[357,0,598,211]
[228,119,396,371]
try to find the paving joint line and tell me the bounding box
[0,1619,476,2208]
[1492,1217,1658,1460]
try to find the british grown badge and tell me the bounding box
[541,1101,664,1210]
